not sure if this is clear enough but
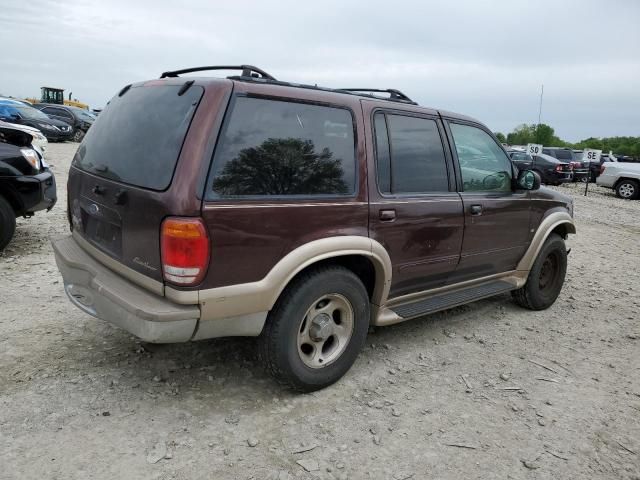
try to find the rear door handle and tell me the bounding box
[470,204,483,216]
[379,209,396,222]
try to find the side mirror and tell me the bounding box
[516,169,541,191]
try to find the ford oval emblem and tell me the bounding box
[88,203,100,215]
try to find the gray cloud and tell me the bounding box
[1,0,638,141]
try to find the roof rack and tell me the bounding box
[159,65,417,105]
[160,65,276,80]
[337,88,416,104]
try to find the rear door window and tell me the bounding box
[209,97,356,198]
[73,84,203,190]
[374,113,449,194]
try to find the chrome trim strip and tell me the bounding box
[204,202,368,209]
[72,231,164,296]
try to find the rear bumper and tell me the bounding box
[52,235,199,343]
[547,171,573,184]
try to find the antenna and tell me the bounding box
[537,84,544,126]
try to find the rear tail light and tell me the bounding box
[161,217,210,286]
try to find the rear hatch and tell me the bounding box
[67,81,211,284]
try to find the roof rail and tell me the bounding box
[160,65,276,80]
[338,88,416,104]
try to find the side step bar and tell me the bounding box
[390,280,514,320]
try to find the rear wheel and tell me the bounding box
[615,179,640,200]
[72,129,85,142]
[259,266,370,392]
[0,196,16,251]
[512,233,567,310]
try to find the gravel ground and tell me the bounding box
[1,142,639,480]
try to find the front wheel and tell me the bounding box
[615,179,640,200]
[0,196,16,251]
[259,266,370,392]
[512,233,567,310]
[72,129,85,142]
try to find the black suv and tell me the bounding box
[0,124,57,250]
[34,104,95,142]
[508,150,573,185]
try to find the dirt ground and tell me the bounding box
[1,142,639,480]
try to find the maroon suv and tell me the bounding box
[52,65,576,391]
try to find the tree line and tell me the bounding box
[494,124,640,158]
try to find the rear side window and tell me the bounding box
[209,97,356,198]
[374,113,449,194]
[74,84,203,190]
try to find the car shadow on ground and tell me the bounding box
[15,293,514,405]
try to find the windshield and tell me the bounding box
[69,106,96,121]
[6,104,51,121]
[74,84,203,190]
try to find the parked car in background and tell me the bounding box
[508,150,573,185]
[0,100,72,142]
[34,103,95,142]
[0,124,57,250]
[52,65,575,391]
[0,120,48,159]
[597,162,640,199]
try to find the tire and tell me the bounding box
[615,179,640,200]
[72,129,85,142]
[532,170,544,185]
[259,266,370,392]
[0,196,16,251]
[512,233,567,311]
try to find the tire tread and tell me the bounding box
[258,265,367,392]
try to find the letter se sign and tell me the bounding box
[583,149,602,163]
[526,143,543,156]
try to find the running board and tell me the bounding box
[390,280,514,320]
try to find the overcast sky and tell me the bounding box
[2,0,639,141]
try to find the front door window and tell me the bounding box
[450,123,512,192]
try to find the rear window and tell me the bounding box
[73,84,203,190]
[208,97,356,198]
[553,149,574,160]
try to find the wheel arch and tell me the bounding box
[614,177,640,189]
[516,210,575,274]
[197,236,393,323]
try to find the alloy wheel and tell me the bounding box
[297,293,354,368]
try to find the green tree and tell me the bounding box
[534,124,555,145]
[494,132,506,143]
[506,124,536,145]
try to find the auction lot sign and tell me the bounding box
[526,143,543,156]
[583,149,602,164]
[583,148,602,195]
